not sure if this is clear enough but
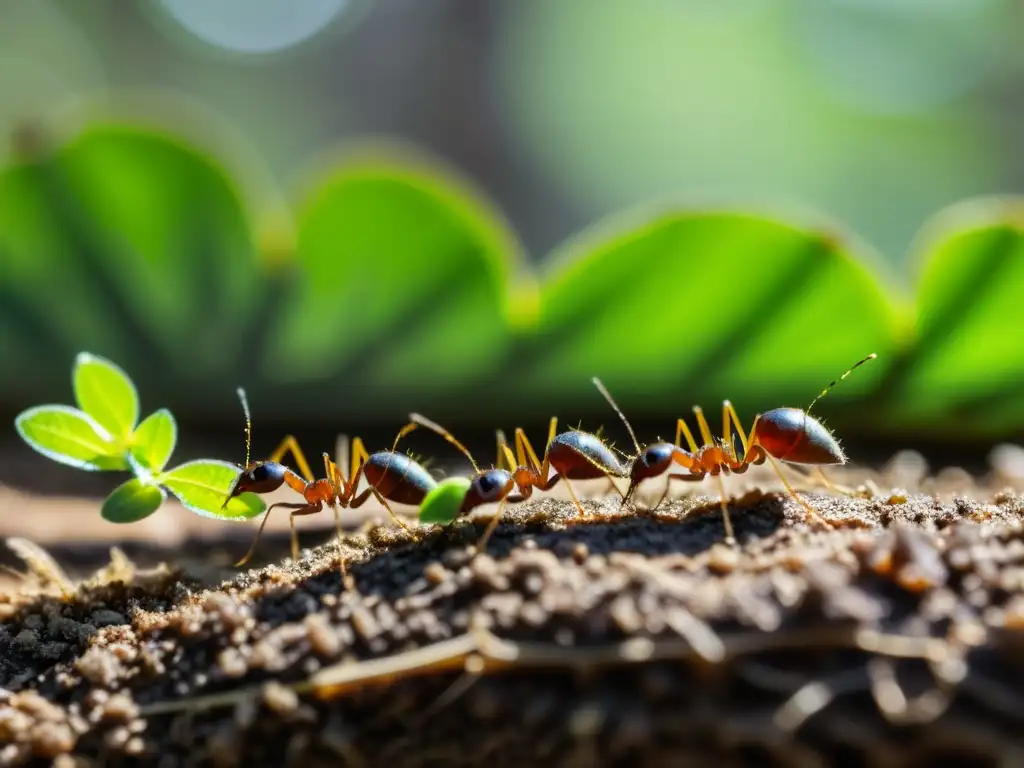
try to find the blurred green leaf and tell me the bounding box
[880,199,1024,432]
[0,124,265,397]
[101,477,166,523]
[268,153,521,410]
[57,125,264,374]
[130,408,177,472]
[160,459,265,520]
[418,476,471,525]
[73,351,138,441]
[512,211,905,420]
[14,405,128,471]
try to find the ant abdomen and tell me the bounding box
[752,407,846,465]
[547,432,628,480]
[362,452,437,505]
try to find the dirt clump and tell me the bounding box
[2,486,1024,767]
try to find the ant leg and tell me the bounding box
[267,436,316,483]
[335,435,351,485]
[515,426,546,474]
[764,454,832,530]
[535,472,585,516]
[675,419,701,453]
[721,401,736,458]
[723,402,750,456]
[712,474,737,546]
[329,502,352,585]
[738,415,764,466]
[235,501,311,568]
[496,430,510,470]
[692,406,715,447]
[349,487,413,533]
[474,498,509,555]
[288,504,325,561]
[563,478,588,518]
[348,437,371,496]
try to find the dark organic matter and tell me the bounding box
[3,483,1024,766]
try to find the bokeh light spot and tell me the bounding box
[159,0,350,54]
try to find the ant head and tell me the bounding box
[751,408,845,465]
[633,442,674,480]
[228,461,289,498]
[624,442,675,502]
[463,469,514,513]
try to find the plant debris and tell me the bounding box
[3,470,1024,766]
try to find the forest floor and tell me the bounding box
[3,451,1024,767]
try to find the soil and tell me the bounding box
[3,452,1024,767]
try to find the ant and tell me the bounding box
[397,412,627,549]
[496,416,630,516]
[592,353,877,544]
[394,413,529,551]
[223,389,437,568]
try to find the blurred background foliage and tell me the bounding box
[2,0,1024,467]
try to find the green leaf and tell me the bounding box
[73,351,138,441]
[879,198,1024,433]
[101,477,166,523]
[513,210,906,421]
[0,122,267,400]
[56,125,266,375]
[418,477,471,525]
[130,408,177,472]
[14,405,128,471]
[268,149,522,415]
[160,459,266,520]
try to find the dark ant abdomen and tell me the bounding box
[363,452,437,504]
[548,432,628,480]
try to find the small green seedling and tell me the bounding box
[15,352,265,525]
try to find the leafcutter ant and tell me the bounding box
[592,353,877,544]
[224,389,436,567]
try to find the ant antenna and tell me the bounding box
[237,387,253,468]
[592,377,641,455]
[408,413,480,474]
[805,353,877,416]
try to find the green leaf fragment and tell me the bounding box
[102,477,166,523]
[73,351,139,441]
[130,408,177,472]
[418,476,471,525]
[160,459,265,520]
[14,405,128,471]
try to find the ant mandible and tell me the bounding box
[223,389,436,568]
[592,353,877,544]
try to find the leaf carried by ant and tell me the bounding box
[14,404,128,471]
[73,352,139,442]
[419,476,472,525]
[102,477,166,523]
[158,459,265,520]
[130,408,177,473]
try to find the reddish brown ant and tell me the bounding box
[224,389,436,567]
[395,413,531,551]
[498,417,630,516]
[592,353,877,544]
